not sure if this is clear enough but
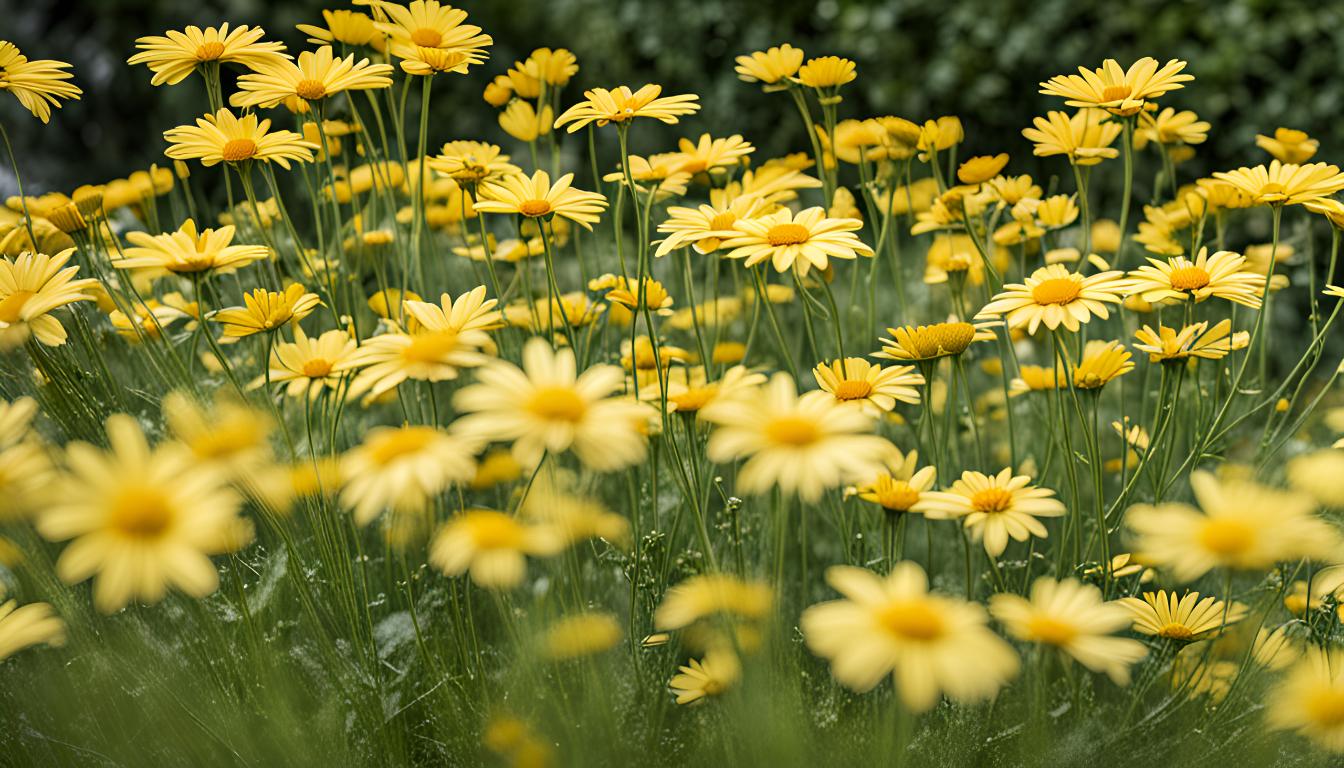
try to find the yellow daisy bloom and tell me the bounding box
[211,284,321,338]
[735,44,805,88]
[474,170,608,230]
[671,133,754,176]
[1125,470,1341,582]
[812,357,924,415]
[0,248,95,349]
[498,99,553,142]
[553,84,700,133]
[1039,57,1193,116]
[1132,319,1247,363]
[297,9,384,49]
[428,141,519,186]
[1256,127,1319,165]
[669,650,742,705]
[1134,107,1209,148]
[720,206,873,275]
[161,392,272,477]
[957,153,1010,184]
[654,573,773,630]
[990,577,1147,684]
[116,218,268,276]
[977,264,1127,334]
[128,23,287,87]
[36,414,254,613]
[343,324,492,401]
[851,448,937,515]
[1212,160,1344,206]
[1021,109,1122,166]
[914,468,1066,556]
[1267,646,1344,752]
[164,108,318,169]
[795,56,856,89]
[374,0,492,65]
[1125,248,1267,308]
[1117,590,1246,641]
[1009,364,1065,396]
[0,41,81,123]
[0,598,65,661]
[231,45,393,108]
[339,424,479,526]
[700,372,893,501]
[452,337,655,471]
[1072,340,1133,389]
[654,196,765,257]
[0,397,55,521]
[428,508,563,588]
[873,320,997,362]
[801,563,1018,709]
[265,326,359,398]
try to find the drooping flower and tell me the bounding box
[0,41,81,122]
[795,56,856,89]
[1256,128,1319,165]
[1071,340,1133,390]
[669,650,741,705]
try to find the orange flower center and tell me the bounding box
[0,290,35,323]
[1031,276,1082,305]
[195,41,226,61]
[832,379,874,400]
[1304,689,1344,728]
[874,480,920,512]
[302,358,334,377]
[410,28,443,47]
[1027,615,1079,645]
[221,138,258,163]
[764,415,821,446]
[765,222,810,247]
[877,598,945,641]
[368,426,438,465]
[1101,84,1132,102]
[526,386,588,422]
[1198,518,1254,557]
[971,487,1014,513]
[519,199,553,217]
[109,485,175,539]
[402,330,461,364]
[1168,265,1211,291]
[295,78,328,100]
[1157,623,1195,640]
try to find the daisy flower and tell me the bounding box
[162,392,272,476]
[719,206,873,275]
[670,134,755,176]
[0,598,64,661]
[452,337,655,471]
[850,448,937,515]
[654,196,765,257]
[873,320,997,362]
[669,650,741,705]
[812,357,924,415]
[795,56,856,89]
[428,508,563,588]
[210,284,321,338]
[164,108,318,169]
[1125,248,1267,308]
[699,372,894,501]
[1132,320,1247,363]
[265,326,359,398]
[0,397,55,521]
[1117,590,1246,641]
[35,415,254,613]
[1039,57,1193,116]
[913,468,1066,557]
[977,264,1127,334]
[1256,128,1319,165]
[1022,109,1121,165]
[1267,647,1344,752]
[0,41,81,123]
[231,45,393,108]
[116,219,269,276]
[374,0,492,66]
[1134,107,1209,148]
[474,171,608,230]
[800,563,1018,710]
[297,9,384,49]
[654,573,773,631]
[339,425,478,526]
[1071,339,1133,390]
[343,325,492,400]
[128,23,287,87]
[553,84,700,132]
[735,44,805,89]
[990,577,1147,684]
[428,141,519,186]
[1213,160,1344,206]
[0,248,95,349]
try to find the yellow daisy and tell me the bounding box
[1267,647,1344,752]
[339,425,478,526]
[1039,57,1193,116]
[1256,128,1319,165]
[1125,248,1267,308]
[735,44,805,89]
[429,508,563,588]
[210,284,321,338]
[540,612,623,660]
[795,56,856,89]
[1009,365,1065,396]
[670,650,742,705]
[116,218,268,276]
[374,0,492,65]
[1071,339,1133,390]
[128,23,287,87]
[957,153,1010,184]
[800,563,1018,709]
[851,448,937,515]
[0,248,95,348]
[265,326,359,398]
[654,196,765,257]
[343,325,492,400]
[1134,107,1209,148]
[0,597,64,661]
[812,357,924,415]
[913,468,1067,556]
[977,264,1127,334]
[1212,160,1344,206]
[990,577,1147,684]
[720,206,873,275]
[428,141,519,186]
[0,41,81,123]
[1132,320,1247,363]
[873,320,997,363]
[1021,109,1122,166]
[161,392,272,476]
[1117,590,1246,641]
[164,108,318,169]
[231,45,393,108]
[553,84,700,132]
[654,573,773,630]
[36,414,254,613]
[297,9,385,49]
[670,133,755,177]
[498,99,553,142]
[474,170,608,230]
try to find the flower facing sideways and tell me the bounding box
[429,508,562,589]
[340,425,478,526]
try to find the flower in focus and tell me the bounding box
[670,650,741,705]
[1132,320,1247,363]
[0,248,95,349]
[1212,160,1344,206]
[977,264,1127,334]
[914,468,1066,556]
[957,153,1010,184]
[735,44,805,89]
[553,84,700,132]
[812,357,923,415]
[474,170,608,230]
[117,219,268,276]
[340,425,478,526]
[231,45,393,108]
[429,508,562,588]
[1022,109,1122,166]
[1039,57,1192,116]
[1125,248,1267,308]
[211,284,321,338]
[265,326,359,398]
[801,563,1018,710]
[851,448,937,515]
[1134,107,1209,148]
[1117,590,1246,641]
[164,108,318,169]
[0,41,82,122]
[128,24,287,87]
[795,56,856,89]
[1071,340,1133,390]
[720,206,872,275]
[375,0,492,67]
[874,320,996,362]
[428,141,519,185]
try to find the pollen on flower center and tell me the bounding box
[1198,518,1255,556]
[109,486,175,538]
[221,138,258,163]
[1304,689,1344,727]
[410,28,443,47]
[1168,265,1211,291]
[1027,615,1079,645]
[1101,84,1132,102]
[519,199,553,217]
[832,379,874,400]
[368,426,438,465]
[971,487,1014,513]
[1031,277,1082,305]
[469,512,525,549]
[302,359,334,377]
[402,331,461,363]
[295,79,327,100]
[764,415,821,446]
[766,223,810,247]
[0,289,35,323]
[1156,623,1194,640]
[876,481,920,512]
[195,41,226,61]
[527,386,588,422]
[877,599,945,641]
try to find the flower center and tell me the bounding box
[0,290,35,323]
[410,28,443,47]
[109,485,175,539]
[971,487,1014,513]
[832,379,874,400]
[875,480,920,512]
[1031,276,1082,305]
[764,415,821,446]
[709,212,737,230]
[1304,689,1344,728]
[221,138,258,163]
[1168,265,1211,291]
[402,331,460,364]
[368,426,437,465]
[1198,518,1255,557]
[1101,84,1132,102]
[195,41,226,61]
[526,386,588,422]
[765,222,810,247]
[469,512,525,549]
[295,78,327,100]
[302,358,334,377]
[519,199,552,217]
[877,599,945,641]
[1157,623,1194,641]
[1027,615,1079,645]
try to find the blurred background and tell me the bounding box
[4,0,1344,193]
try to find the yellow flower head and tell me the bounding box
[341,425,479,526]
[0,248,95,349]
[1126,248,1267,308]
[1022,109,1121,166]
[297,9,384,49]
[813,358,923,415]
[1132,319,1247,363]
[669,650,741,705]
[375,0,492,66]
[795,56,856,89]
[873,320,996,362]
[553,84,700,132]
[429,508,562,588]
[1040,57,1193,116]
[210,284,321,338]
[231,45,393,108]
[117,218,268,276]
[957,153,1010,184]
[0,41,81,123]
[978,264,1127,334]
[428,141,519,186]
[498,98,554,142]
[1256,127,1319,165]
[720,206,872,275]
[1117,590,1246,641]
[165,108,318,169]
[735,44,805,88]
[914,468,1066,556]
[128,23,288,87]
[1213,160,1344,206]
[474,170,608,230]
[1072,339,1133,389]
